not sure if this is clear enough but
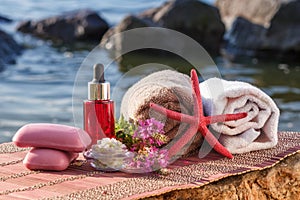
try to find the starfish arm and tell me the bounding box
[150,103,196,124]
[166,123,199,160]
[150,69,238,159]
[199,125,233,159]
[204,112,247,125]
[190,69,204,117]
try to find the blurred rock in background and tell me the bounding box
[101,0,225,69]
[215,0,280,30]
[17,9,109,44]
[217,0,300,61]
[0,16,22,71]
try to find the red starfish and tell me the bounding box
[150,69,247,159]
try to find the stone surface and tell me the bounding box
[223,0,300,60]
[223,17,266,58]
[101,0,225,57]
[144,152,300,200]
[17,9,109,43]
[266,0,300,51]
[100,15,158,70]
[0,15,12,23]
[225,17,266,50]
[215,0,282,29]
[151,0,225,55]
[0,29,22,71]
[102,15,154,39]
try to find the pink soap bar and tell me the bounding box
[23,148,78,171]
[13,123,91,152]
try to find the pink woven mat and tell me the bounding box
[0,131,299,200]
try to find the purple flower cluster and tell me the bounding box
[128,147,169,172]
[133,118,164,139]
[129,118,169,172]
[132,118,167,148]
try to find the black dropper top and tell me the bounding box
[88,63,110,100]
[93,63,105,83]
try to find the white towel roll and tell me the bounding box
[200,78,280,154]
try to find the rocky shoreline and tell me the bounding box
[145,152,300,200]
[0,19,18,71]
[218,0,300,61]
[1,0,299,70]
[16,9,109,44]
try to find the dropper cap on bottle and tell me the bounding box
[88,64,110,100]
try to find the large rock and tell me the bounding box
[223,0,300,60]
[223,17,266,58]
[144,152,300,200]
[225,17,266,50]
[100,15,170,71]
[104,15,155,37]
[100,15,157,54]
[101,0,225,57]
[153,0,225,55]
[266,0,300,51]
[0,15,12,23]
[215,0,282,29]
[17,9,109,43]
[0,29,22,71]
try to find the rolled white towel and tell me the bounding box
[200,78,280,154]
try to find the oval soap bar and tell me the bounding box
[13,123,91,152]
[23,148,78,171]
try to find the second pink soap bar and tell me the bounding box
[23,148,78,171]
[13,123,92,152]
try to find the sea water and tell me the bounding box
[0,0,299,143]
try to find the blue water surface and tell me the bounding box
[0,0,299,143]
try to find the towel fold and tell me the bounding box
[120,70,202,155]
[200,78,280,154]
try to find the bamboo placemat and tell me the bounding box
[0,131,299,200]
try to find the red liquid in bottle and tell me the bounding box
[84,100,115,145]
[83,63,115,145]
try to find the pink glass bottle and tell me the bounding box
[83,64,115,145]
